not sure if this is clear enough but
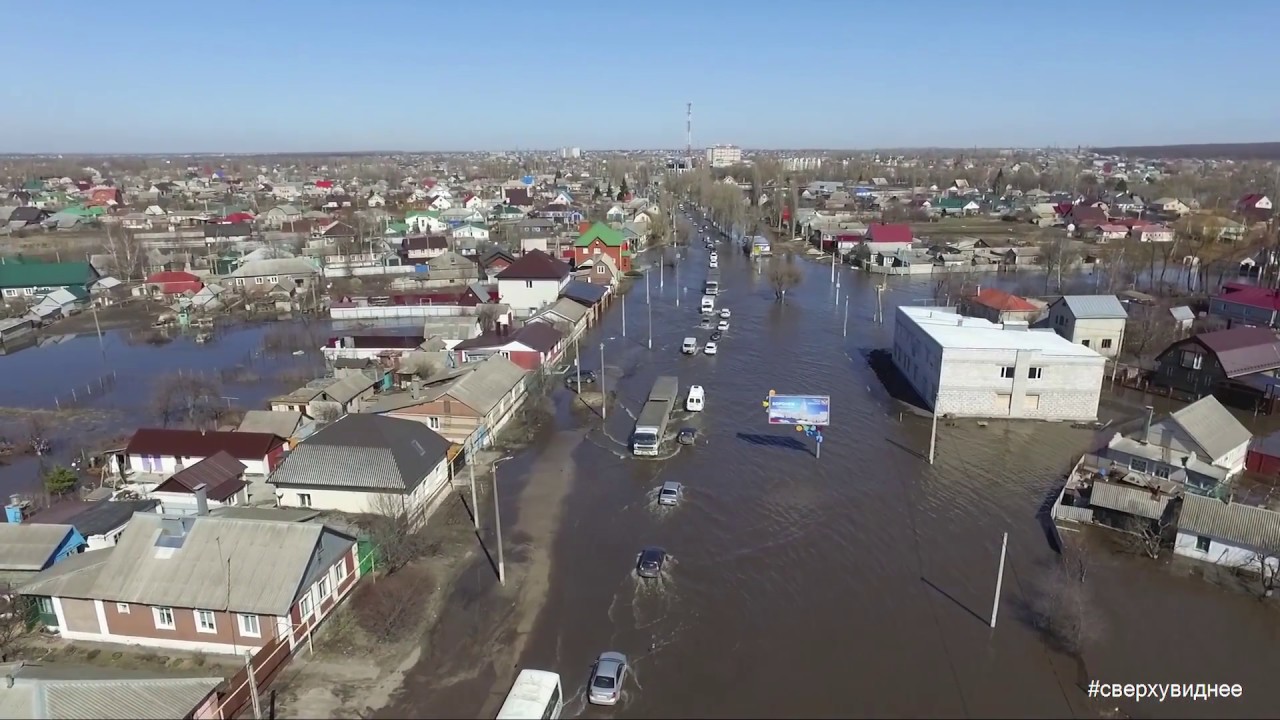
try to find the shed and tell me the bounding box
[1246,429,1280,476]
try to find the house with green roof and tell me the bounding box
[0,260,100,302]
[935,197,981,216]
[573,222,631,272]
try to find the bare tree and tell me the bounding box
[1122,303,1179,360]
[351,568,429,643]
[1031,556,1097,657]
[1121,513,1176,559]
[1039,233,1080,293]
[0,586,35,661]
[364,492,432,574]
[476,304,503,335]
[150,372,230,429]
[103,223,146,281]
[312,403,342,425]
[766,254,803,301]
[1239,543,1280,598]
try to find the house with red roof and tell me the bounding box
[963,288,1042,324]
[1237,193,1273,223]
[1210,283,1280,329]
[862,223,913,254]
[142,271,203,298]
[453,322,566,370]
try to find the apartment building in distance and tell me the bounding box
[705,144,743,168]
[892,306,1106,421]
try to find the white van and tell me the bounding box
[686,385,705,412]
[700,296,715,314]
[681,337,698,354]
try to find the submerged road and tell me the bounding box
[384,211,1280,719]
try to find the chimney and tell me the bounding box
[411,379,421,400]
[1142,405,1154,444]
[193,483,209,516]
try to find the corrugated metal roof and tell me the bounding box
[1059,295,1128,319]
[270,415,450,492]
[157,451,246,502]
[32,514,353,616]
[445,355,528,415]
[1159,395,1251,461]
[0,662,223,719]
[1089,482,1173,520]
[16,548,112,598]
[0,524,73,571]
[237,409,303,438]
[1180,494,1280,551]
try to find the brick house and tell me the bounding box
[572,222,632,272]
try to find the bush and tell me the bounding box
[352,569,430,643]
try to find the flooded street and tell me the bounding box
[388,224,1280,719]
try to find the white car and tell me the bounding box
[717,320,729,331]
[719,309,731,319]
[704,342,718,355]
[709,260,718,269]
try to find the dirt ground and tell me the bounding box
[14,634,240,679]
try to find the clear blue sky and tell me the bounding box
[5,0,1277,153]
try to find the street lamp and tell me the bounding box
[492,455,514,585]
[599,342,607,420]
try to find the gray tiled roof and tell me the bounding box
[1058,295,1128,319]
[270,414,451,492]
[1179,494,1280,552]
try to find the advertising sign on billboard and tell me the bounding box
[766,394,831,426]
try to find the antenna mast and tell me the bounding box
[686,102,693,164]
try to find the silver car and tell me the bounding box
[589,651,629,705]
[659,481,683,506]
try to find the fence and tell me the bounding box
[52,371,118,410]
[330,304,478,320]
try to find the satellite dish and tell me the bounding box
[1066,223,1076,233]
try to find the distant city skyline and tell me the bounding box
[4,0,1278,154]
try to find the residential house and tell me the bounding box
[1236,193,1273,222]
[1133,224,1174,243]
[1102,396,1251,496]
[120,429,286,478]
[1148,197,1190,216]
[0,261,99,302]
[478,248,516,281]
[142,271,203,298]
[1065,204,1108,229]
[366,355,528,451]
[1173,494,1280,575]
[1002,247,1042,266]
[962,288,1041,324]
[18,512,361,657]
[30,288,88,319]
[453,322,565,370]
[226,258,321,293]
[423,250,481,284]
[440,208,484,227]
[451,223,490,244]
[268,415,454,524]
[936,197,980,216]
[528,297,589,340]
[0,523,86,588]
[269,374,379,420]
[496,250,571,316]
[1209,283,1280,328]
[0,662,224,720]
[515,218,555,252]
[149,452,250,514]
[892,306,1106,421]
[402,235,450,263]
[202,223,254,244]
[576,253,619,287]
[237,410,309,446]
[1151,326,1280,412]
[405,210,447,234]
[1046,295,1128,358]
[1092,224,1130,242]
[0,317,34,347]
[19,499,158,552]
[260,204,303,229]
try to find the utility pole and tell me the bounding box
[675,260,680,307]
[575,338,581,394]
[990,532,1009,628]
[91,302,105,357]
[646,269,651,304]
[599,342,607,420]
[647,301,653,349]
[875,283,885,323]
[493,456,513,585]
[659,257,664,290]
[245,652,263,720]
[622,293,627,337]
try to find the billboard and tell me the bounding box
[767,394,830,427]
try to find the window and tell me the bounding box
[153,606,175,630]
[336,559,348,584]
[428,416,441,430]
[525,280,533,289]
[1179,350,1203,370]
[238,613,261,637]
[596,265,606,274]
[236,278,245,286]
[23,288,33,296]
[117,602,130,614]
[195,609,217,633]
[254,277,264,285]
[1129,458,1149,473]
[298,493,312,508]
[1027,367,1043,379]
[1101,338,1113,349]
[318,575,332,599]
[299,593,314,619]
[1195,535,1212,552]
[268,276,278,284]
[1000,366,1016,379]
[36,597,54,615]
[1154,466,1171,479]
[1081,339,1090,348]
[2,288,15,297]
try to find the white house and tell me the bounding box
[268,415,454,527]
[892,306,1105,421]
[1046,295,1128,358]
[1174,493,1280,579]
[120,429,287,478]
[451,224,490,243]
[1102,396,1250,495]
[496,249,571,316]
[1133,225,1175,243]
[406,211,447,234]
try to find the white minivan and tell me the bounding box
[686,385,705,411]
[681,337,698,354]
[700,296,715,314]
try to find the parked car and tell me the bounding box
[677,427,697,445]
[588,652,629,706]
[719,309,731,319]
[565,370,598,390]
[658,481,683,506]
[636,547,667,579]
[704,341,718,355]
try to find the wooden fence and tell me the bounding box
[52,371,118,410]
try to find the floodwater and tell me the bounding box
[398,220,1280,719]
[0,321,326,494]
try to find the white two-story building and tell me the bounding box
[496,249,571,317]
[1046,295,1128,359]
[892,306,1106,421]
